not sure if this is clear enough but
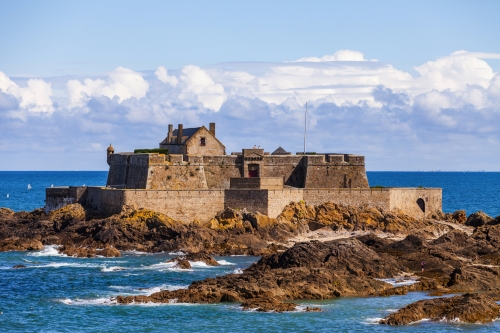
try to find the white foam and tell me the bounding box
[58,298,117,306]
[216,259,235,266]
[33,262,99,269]
[101,266,126,272]
[28,245,65,257]
[232,268,244,274]
[189,261,210,267]
[363,317,384,325]
[121,250,154,256]
[58,298,73,305]
[168,251,186,256]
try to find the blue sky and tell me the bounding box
[0,0,499,170]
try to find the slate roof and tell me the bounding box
[271,146,289,155]
[160,127,201,145]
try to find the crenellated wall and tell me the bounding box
[105,149,370,191]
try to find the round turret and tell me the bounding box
[106,144,114,166]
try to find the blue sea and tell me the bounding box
[1,171,499,332]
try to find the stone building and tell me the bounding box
[46,122,442,223]
[159,123,225,158]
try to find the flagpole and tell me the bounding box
[304,102,307,154]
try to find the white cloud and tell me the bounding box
[179,65,226,111]
[155,66,178,86]
[414,51,495,92]
[1,49,500,170]
[0,71,53,113]
[67,67,149,107]
[294,50,369,62]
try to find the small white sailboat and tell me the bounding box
[6,194,9,198]
[27,184,32,190]
[51,184,54,188]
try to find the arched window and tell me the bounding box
[416,198,425,213]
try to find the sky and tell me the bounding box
[0,0,499,171]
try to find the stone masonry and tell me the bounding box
[46,122,443,222]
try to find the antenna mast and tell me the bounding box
[303,102,307,154]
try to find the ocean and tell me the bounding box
[0,171,499,332]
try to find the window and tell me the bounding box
[200,137,206,146]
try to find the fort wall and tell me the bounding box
[303,188,392,211]
[46,186,442,223]
[389,188,442,217]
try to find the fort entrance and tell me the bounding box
[248,164,259,177]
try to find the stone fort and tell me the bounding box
[46,122,442,223]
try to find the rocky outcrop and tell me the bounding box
[0,237,43,251]
[466,211,494,227]
[116,238,401,305]
[241,297,297,312]
[278,202,452,237]
[380,293,500,324]
[59,245,120,258]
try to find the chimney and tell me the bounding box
[167,124,173,143]
[209,122,216,136]
[177,124,183,144]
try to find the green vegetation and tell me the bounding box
[417,185,424,188]
[134,148,169,155]
[371,185,385,189]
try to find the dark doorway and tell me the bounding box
[416,198,425,213]
[248,164,259,177]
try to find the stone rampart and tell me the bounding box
[303,188,392,211]
[45,186,88,213]
[389,188,442,217]
[46,186,442,223]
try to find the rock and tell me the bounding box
[59,244,121,258]
[304,306,322,312]
[184,252,220,266]
[466,211,494,227]
[241,297,297,312]
[0,208,15,219]
[49,204,86,231]
[97,245,121,257]
[174,259,192,269]
[379,293,500,325]
[116,238,401,305]
[0,238,43,251]
[13,265,27,269]
[59,245,96,258]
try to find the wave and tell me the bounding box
[101,266,127,272]
[121,250,154,256]
[232,268,243,274]
[32,262,100,269]
[57,297,117,306]
[109,284,188,295]
[362,317,384,325]
[168,251,186,256]
[216,259,235,266]
[27,245,65,257]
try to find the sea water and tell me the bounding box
[0,171,499,332]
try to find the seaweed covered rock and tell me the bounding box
[116,238,401,305]
[0,237,43,251]
[241,297,297,312]
[59,244,121,258]
[380,293,500,325]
